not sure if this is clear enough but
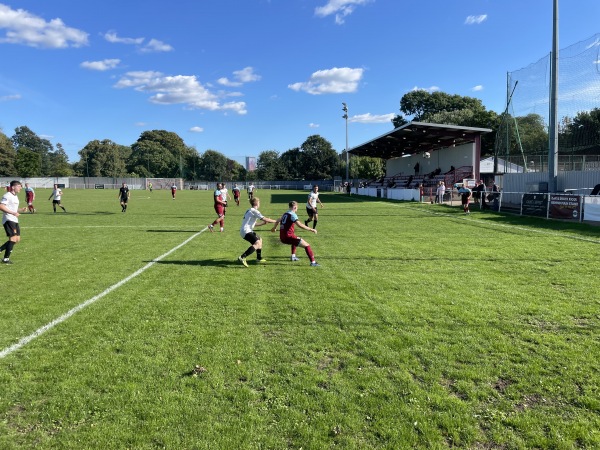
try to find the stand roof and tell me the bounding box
[348,122,491,159]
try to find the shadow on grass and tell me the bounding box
[268,193,367,204]
[150,259,229,267]
[35,211,119,215]
[462,210,600,239]
[151,258,311,267]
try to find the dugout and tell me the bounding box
[348,122,491,186]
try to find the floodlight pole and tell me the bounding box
[548,0,559,192]
[342,102,349,181]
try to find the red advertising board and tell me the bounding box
[549,194,581,221]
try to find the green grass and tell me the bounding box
[1,188,599,449]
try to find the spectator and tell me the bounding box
[474,180,488,209]
[490,181,500,211]
[436,181,445,204]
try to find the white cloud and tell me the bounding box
[217,77,241,87]
[80,59,120,71]
[135,122,147,127]
[0,93,21,101]
[289,67,364,95]
[471,85,484,92]
[315,0,372,25]
[0,3,88,48]
[350,113,395,124]
[190,126,204,133]
[218,67,261,87]
[234,67,261,83]
[411,85,440,93]
[104,31,172,53]
[114,71,247,114]
[465,15,487,25]
[104,31,144,45]
[141,38,173,53]
[309,123,320,128]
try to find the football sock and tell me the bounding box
[313,220,318,229]
[4,241,14,259]
[291,245,297,255]
[304,219,309,226]
[242,247,256,258]
[256,249,262,260]
[305,245,315,262]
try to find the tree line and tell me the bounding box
[2,91,598,180]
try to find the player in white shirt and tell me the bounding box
[48,184,67,213]
[304,185,324,229]
[237,197,278,267]
[220,183,231,215]
[247,182,255,200]
[0,180,28,264]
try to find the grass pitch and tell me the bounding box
[1,188,599,449]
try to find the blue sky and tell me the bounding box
[1,0,599,166]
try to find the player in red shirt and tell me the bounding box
[232,184,241,206]
[272,200,319,266]
[24,183,36,213]
[208,183,226,232]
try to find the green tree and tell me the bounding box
[300,135,338,180]
[280,148,303,180]
[15,147,41,177]
[129,140,174,177]
[183,146,203,180]
[560,108,600,153]
[0,130,17,176]
[393,90,499,156]
[226,159,247,181]
[76,139,130,177]
[514,114,548,155]
[391,114,409,129]
[128,130,186,177]
[349,155,385,180]
[199,150,228,181]
[12,126,53,176]
[48,143,74,176]
[257,150,287,180]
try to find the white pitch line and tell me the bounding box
[0,228,208,359]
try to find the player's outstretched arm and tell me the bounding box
[295,220,317,234]
[270,218,282,232]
